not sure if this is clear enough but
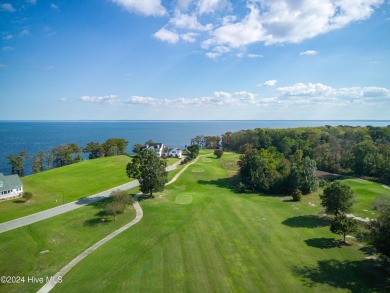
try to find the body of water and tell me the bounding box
[0,120,389,176]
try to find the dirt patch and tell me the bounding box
[316,170,340,179]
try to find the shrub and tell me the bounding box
[291,189,302,202]
[110,190,133,205]
[214,149,224,158]
[22,191,33,202]
[236,182,247,193]
[105,201,125,221]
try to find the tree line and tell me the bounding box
[6,138,128,176]
[192,125,390,185]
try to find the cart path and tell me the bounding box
[37,155,202,293]
[0,159,183,234]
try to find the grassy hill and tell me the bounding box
[0,155,133,222]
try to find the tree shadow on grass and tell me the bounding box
[13,199,26,204]
[197,174,241,192]
[282,215,331,228]
[293,259,390,292]
[305,238,341,249]
[83,209,113,226]
[83,217,112,227]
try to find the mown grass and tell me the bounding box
[50,153,389,293]
[0,156,133,223]
[300,178,390,219]
[343,178,390,218]
[0,189,138,293]
[0,156,181,223]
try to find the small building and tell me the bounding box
[168,148,182,158]
[0,173,23,200]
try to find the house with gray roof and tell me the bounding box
[0,173,23,200]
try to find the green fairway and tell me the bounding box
[48,153,388,293]
[0,191,137,293]
[0,156,133,223]
[343,178,390,218]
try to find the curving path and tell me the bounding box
[0,160,184,234]
[37,155,202,293]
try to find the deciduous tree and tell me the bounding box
[369,205,390,257]
[126,148,168,198]
[330,214,358,244]
[320,181,355,216]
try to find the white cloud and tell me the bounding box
[20,29,31,37]
[204,3,266,49]
[111,0,166,16]
[126,96,160,106]
[1,3,16,12]
[169,13,213,31]
[80,83,390,112]
[2,46,13,52]
[259,0,383,45]
[3,34,13,40]
[153,28,180,43]
[206,52,222,59]
[262,80,278,87]
[197,0,384,57]
[26,0,37,5]
[125,91,259,107]
[51,4,59,10]
[181,32,199,42]
[197,0,231,14]
[276,83,390,105]
[300,50,318,56]
[175,0,194,11]
[80,95,119,104]
[247,53,263,58]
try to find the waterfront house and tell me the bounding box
[168,148,182,158]
[0,173,23,200]
[144,143,182,158]
[144,143,165,157]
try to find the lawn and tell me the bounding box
[299,178,390,219]
[48,153,389,293]
[343,178,390,219]
[0,156,133,223]
[0,189,137,293]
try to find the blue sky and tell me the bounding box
[1,0,389,120]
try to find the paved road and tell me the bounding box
[0,159,183,234]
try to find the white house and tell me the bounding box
[0,173,23,200]
[144,143,165,158]
[168,148,182,158]
[144,143,182,158]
